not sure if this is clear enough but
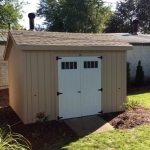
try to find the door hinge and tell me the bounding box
[98,88,103,91]
[98,110,103,114]
[57,92,63,96]
[98,56,102,59]
[57,116,63,120]
[56,56,62,60]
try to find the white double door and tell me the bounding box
[58,56,101,119]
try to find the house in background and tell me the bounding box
[113,33,150,83]
[0,30,8,88]
[4,30,132,124]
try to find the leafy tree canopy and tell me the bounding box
[104,0,150,33]
[0,0,27,30]
[36,0,112,33]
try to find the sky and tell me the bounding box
[19,0,118,30]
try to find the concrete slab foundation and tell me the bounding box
[64,115,114,136]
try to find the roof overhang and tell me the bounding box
[16,44,133,51]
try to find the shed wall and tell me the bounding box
[23,50,126,124]
[8,44,24,122]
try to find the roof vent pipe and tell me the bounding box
[133,20,139,35]
[28,13,35,31]
[8,22,12,30]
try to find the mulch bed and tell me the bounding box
[101,106,150,129]
[0,89,77,150]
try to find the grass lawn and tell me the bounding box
[42,90,150,150]
[44,125,150,150]
[127,90,150,108]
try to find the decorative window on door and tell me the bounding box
[61,62,77,69]
[84,61,98,68]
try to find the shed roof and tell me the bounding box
[112,33,150,44]
[4,30,132,60]
[10,30,132,48]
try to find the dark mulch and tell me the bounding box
[100,106,150,129]
[0,89,77,150]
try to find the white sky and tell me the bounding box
[19,0,117,30]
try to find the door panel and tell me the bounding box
[81,57,101,116]
[58,57,81,119]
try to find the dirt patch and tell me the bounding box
[101,106,150,129]
[0,89,77,150]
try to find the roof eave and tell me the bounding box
[17,45,133,51]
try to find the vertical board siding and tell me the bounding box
[44,52,52,118]
[50,53,56,119]
[111,53,117,112]
[38,52,45,112]
[106,52,112,112]
[24,51,53,123]
[30,51,39,122]
[8,44,24,122]
[22,51,28,123]
[116,52,123,111]
[26,51,33,123]
[23,50,126,123]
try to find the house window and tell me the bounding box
[84,61,98,68]
[61,62,77,69]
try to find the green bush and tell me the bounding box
[127,62,130,88]
[135,60,144,86]
[0,124,32,150]
[121,98,142,110]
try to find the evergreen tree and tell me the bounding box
[135,60,144,86]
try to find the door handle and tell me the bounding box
[78,91,81,93]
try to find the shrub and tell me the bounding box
[0,124,32,150]
[36,112,50,122]
[121,98,142,110]
[127,62,130,88]
[135,60,144,86]
[32,112,50,138]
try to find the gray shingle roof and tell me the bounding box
[111,33,150,44]
[9,30,132,47]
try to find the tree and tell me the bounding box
[135,60,144,86]
[36,0,112,33]
[104,0,138,33]
[137,0,150,33]
[0,0,27,29]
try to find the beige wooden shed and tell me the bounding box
[4,31,132,124]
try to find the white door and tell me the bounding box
[81,57,101,116]
[58,56,101,119]
[58,57,81,119]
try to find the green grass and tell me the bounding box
[42,89,150,150]
[127,90,150,108]
[44,125,150,150]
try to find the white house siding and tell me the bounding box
[0,46,8,87]
[127,45,150,82]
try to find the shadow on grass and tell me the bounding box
[128,90,150,96]
[127,86,150,95]
[43,137,79,150]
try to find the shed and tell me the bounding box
[113,33,150,82]
[4,30,132,124]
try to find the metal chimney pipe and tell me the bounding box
[28,13,36,30]
[133,20,139,35]
[8,22,12,30]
